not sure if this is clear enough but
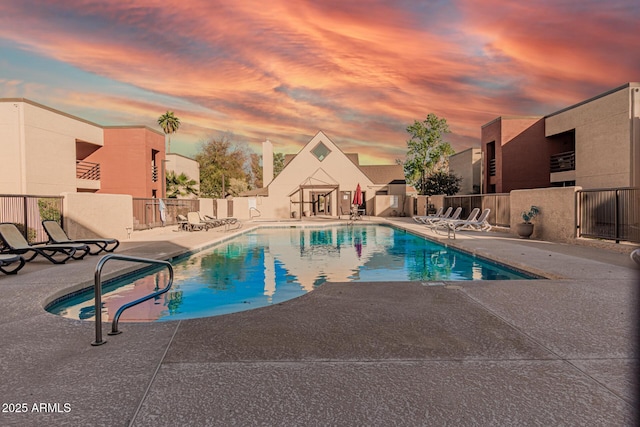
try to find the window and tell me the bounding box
[311,142,331,161]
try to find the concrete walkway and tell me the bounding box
[0,219,638,426]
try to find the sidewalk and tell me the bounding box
[0,219,638,426]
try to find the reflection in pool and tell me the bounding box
[47,225,535,322]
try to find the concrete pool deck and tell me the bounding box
[0,218,638,426]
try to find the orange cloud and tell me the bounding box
[0,0,637,164]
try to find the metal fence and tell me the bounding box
[444,193,511,227]
[0,194,63,244]
[132,198,200,230]
[577,188,639,243]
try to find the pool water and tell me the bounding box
[47,225,535,322]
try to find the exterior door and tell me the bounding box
[340,191,351,216]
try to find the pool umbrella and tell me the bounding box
[353,183,363,206]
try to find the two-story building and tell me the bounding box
[0,99,165,198]
[481,82,640,192]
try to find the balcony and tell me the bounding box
[550,151,575,173]
[76,160,100,191]
[76,160,100,180]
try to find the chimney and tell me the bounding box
[262,139,274,187]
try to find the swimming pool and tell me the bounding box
[47,224,536,322]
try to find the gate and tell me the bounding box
[577,188,639,243]
[132,198,199,230]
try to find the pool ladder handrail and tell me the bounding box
[91,254,174,346]
[249,207,261,219]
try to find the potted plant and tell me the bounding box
[516,206,540,239]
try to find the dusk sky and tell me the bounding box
[1,1,638,164]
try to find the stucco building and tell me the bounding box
[249,131,407,219]
[481,83,640,193]
[448,147,482,194]
[0,98,165,198]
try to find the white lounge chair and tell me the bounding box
[416,207,452,225]
[413,207,443,223]
[423,207,462,228]
[433,208,479,236]
[445,208,492,239]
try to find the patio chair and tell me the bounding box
[433,208,480,235]
[413,207,443,223]
[186,212,208,231]
[423,207,462,228]
[0,253,25,275]
[0,223,89,264]
[444,208,491,239]
[42,220,119,255]
[197,212,224,229]
[203,213,241,230]
[177,214,190,231]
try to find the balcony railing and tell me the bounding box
[550,151,575,173]
[488,158,496,176]
[76,160,100,180]
[151,165,158,182]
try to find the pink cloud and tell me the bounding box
[0,0,637,164]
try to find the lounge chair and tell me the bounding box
[433,208,480,235]
[203,213,240,230]
[444,208,491,239]
[423,207,462,227]
[177,214,190,231]
[0,223,89,264]
[197,212,223,229]
[186,212,209,231]
[42,220,119,255]
[206,214,238,226]
[413,207,444,223]
[0,254,25,275]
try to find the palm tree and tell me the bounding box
[157,111,181,153]
[166,171,199,198]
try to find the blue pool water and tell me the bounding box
[47,225,536,322]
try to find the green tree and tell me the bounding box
[157,111,181,153]
[166,171,199,198]
[423,171,462,196]
[250,151,286,189]
[196,136,250,198]
[250,153,263,188]
[274,152,285,176]
[401,114,454,195]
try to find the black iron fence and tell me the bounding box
[132,198,199,230]
[444,193,510,227]
[577,188,639,243]
[0,194,63,244]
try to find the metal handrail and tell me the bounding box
[92,254,174,346]
[249,207,261,219]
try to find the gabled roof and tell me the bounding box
[359,165,405,185]
[276,131,404,186]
